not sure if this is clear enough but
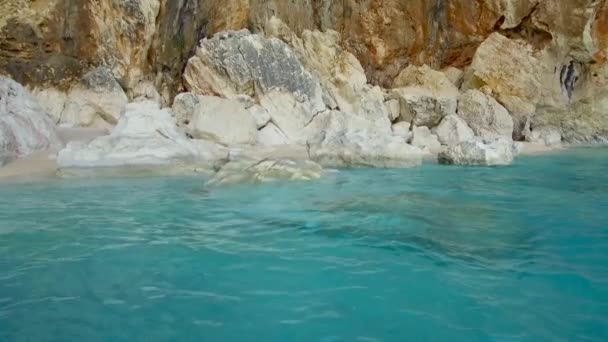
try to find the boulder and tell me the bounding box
[462,33,541,136]
[207,158,323,185]
[183,29,328,144]
[463,33,541,104]
[393,64,459,97]
[171,92,200,126]
[227,144,310,162]
[392,122,412,142]
[526,126,562,146]
[439,137,515,166]
[248,105,272,129]
[457,90,514,139]
[32,88,67,124]
[184,29,324,107]
[258,91,325,143]
[357,86,392,122]
[265,18,394,126]
[308,111,425,168]
[60,68,129,128]
[257,123,290,146]
[0,77,61,165]
[390,88,457,128]
[264,17,368,113]
[385,99,401,122]
[410,126,442,154]
[57,101,227,169]
[442,67,464,87]
[186,96,257,145]
[433,114,475,146]
[130,81,162,105]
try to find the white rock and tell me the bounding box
[308,111,425,168]
[439,137,515,166]
[526,126,562,146]
[207,158,323,185]
[130,81,161,104]
[393,64,460,98]
[265,18,369,116]
[462,33,541,137]
[390,87,457,128]
[432,114,475,146]
[57,101,227,168]
[0,77,61,165]
[234,94,256,109]
[392,122,412,141]
[257,123,290,146]
[32,88,67,124]
[457,90,514,139]
[259,91,325,143]
[187,96,257,145]
[171,92,200,126]
[463,33,541,107]
[386,99,401,121]
[228,144,310,162]
[442,67,464,87]
[248,105,272,129]
[411,126,442,154]
[358,85,392,122]
[61,67,129,128]
[184,30,325,108]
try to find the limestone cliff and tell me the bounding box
[1,0,604,91]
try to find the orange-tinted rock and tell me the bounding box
[0,0,159,91]
[592,0,608,63]
[1,0,605,101]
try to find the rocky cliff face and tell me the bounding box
[0,0,159,90]
[1,0,606,140]
[3,0,605,91]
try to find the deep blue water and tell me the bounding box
[1,148,608,342]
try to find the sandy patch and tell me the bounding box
[0,127,107,183]
[518,142,566,156]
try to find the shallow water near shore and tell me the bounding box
[1,148,607,341]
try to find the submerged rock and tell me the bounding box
[57,101,227,169]
[439,137,514,166]
[207,158,323,185]
[0,77,61,166]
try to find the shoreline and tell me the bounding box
[0,128,107,184]
[0,140,592,185]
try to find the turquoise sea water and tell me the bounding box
[1,148,607,341]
